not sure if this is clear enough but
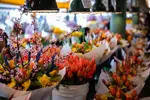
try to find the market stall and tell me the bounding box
[0,0,150,100]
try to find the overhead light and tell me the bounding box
[26,0,59,13]
[24,10,58,13]
[92,0,106,12]
[69,0,90,13]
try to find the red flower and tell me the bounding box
[68,71,73,78]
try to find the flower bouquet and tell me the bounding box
[52,27,66,40]
[95,57,145,100]
[52,54,96,100]
[0,44,65,100]
[70,39,108,64]
[10,32,50,49]
[72,42,92,54]
[95,71,144,100]
[0,21,66,100]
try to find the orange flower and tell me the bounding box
[77,70,83,77]
[68,71,73,78]
[70,63,78,73]
[19,68,27,76]
[38,59,44,65]
[85,65,91,72]
[9,60,15,69]
[29,62,34,69]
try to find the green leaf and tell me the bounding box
[51,75,61,82]
[29,81,42,90]
[107,96,115,100]
[121,94,126,100]
[0,53,4,64]
[35,72,43,78]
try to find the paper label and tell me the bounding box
[81,0,91,8]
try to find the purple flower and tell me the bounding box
[33,64,37,70]
[87,14,96,21]
[10,75,14,78]
[15,75,23,82]
[66,21,77,28]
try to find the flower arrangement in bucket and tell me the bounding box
[0,19,65,100]
[52,54,96,100]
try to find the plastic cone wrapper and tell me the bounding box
[109,36,118,49]
[96,70,110,94]
[119,39,129,47]
[110,59,117,73]
[100,46,118,64]
[128,76,145,95]
[61,40,116,64]
[140,97,150,100]
[60,43,71,56]
[139,66,150,81]
[72,43,107,64]
[98,40,111,53]
[96,70,145,96]
[121,48,127,60]
[0,67,66,100]
[83,44,107,64]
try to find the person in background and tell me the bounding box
[80,27,93,43]
[146,13,150,41]
[145,13,150,51]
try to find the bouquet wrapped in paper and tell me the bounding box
[95,70,144,100]
[95,48,146,99]
[0,45,65,100]
[52,54,96,100]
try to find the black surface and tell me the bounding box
[139,75,150,98]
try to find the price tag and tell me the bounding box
[81,0,91,8]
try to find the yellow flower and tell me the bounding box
[77,53,83,55]
[53,27,64,34]
[7,79,16,88]
[22,80,31,91]
[49,70,58,77]
[0,64,4,73]
[38,74,50,87]
[72,31,82,37]
[13,43,17,47]
[22,42,27,48]
[72,48,77,52]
